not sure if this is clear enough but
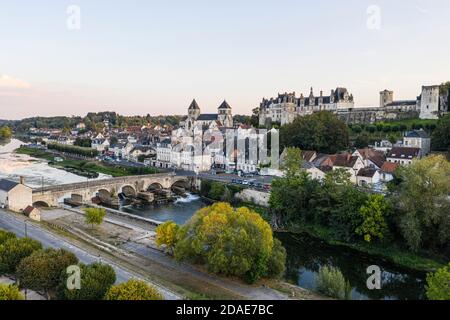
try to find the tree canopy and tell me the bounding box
[0,284,24,300]
[0,237,42,275]
[394,155,450,251]
[280,111,349,154]
[426,263,450,300]
[84,208,106,228]
[16,248,79,298]
[431,114,450,152]
[58,263,116,300]
[173,203,286,283]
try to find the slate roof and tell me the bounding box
[387,147,421,159]
[218,100,232,109]
[357,168,378,178]
[0,179,19,192]
[189,99,200,110]
[197,114,218,121]
[405,130,430,139]
[356,148,386,168]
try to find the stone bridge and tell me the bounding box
[32,173,191,207]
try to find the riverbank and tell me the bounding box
[282,222,446,273]
[15,146,158,178]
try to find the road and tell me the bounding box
[0,210,179,300]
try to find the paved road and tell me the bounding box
[0,210,179,300]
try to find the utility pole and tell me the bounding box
[24,221,27,237]
[41,176,44,194]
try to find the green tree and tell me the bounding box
[426,263,450,300]
[395,155,450,251]
[431,114,450,152]
[155,221,180,254]
[0,230,16,245]
[58,263,116,300]
[281,147,303,178]
[0,126,12,139]
[354,132,370,148]
[0,284,24,300]
[105,279,164,300]
[356,195,390,242]
[316,266,351,300]
[267,238,287,278]
[0,237,42,275]
[174,203,285,283]
[280,111,349,154]
[84,208,106,229]
[16,248,78,299]
[208,182,226,200]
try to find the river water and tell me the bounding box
[0,139,426,300]
[0,139,110,188]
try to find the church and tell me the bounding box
[184,99,234,131]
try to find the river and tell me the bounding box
[0,139,426,300]
[0,139,111,187]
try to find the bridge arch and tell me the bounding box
[33,201,50,208]
[147,182,164,191]
[120,185,137,197]
[170,179,190,195]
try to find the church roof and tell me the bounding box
[188,99,200,110]
[197,114,218,121]
[218,100,231,109]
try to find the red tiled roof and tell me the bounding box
[381,162,399,173]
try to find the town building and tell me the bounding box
[403,130,431,157]
[184,99,233,131]
[380,162,399,183]
[386,147,421,165]
[0,178,32,212]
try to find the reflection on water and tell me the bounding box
[277,233,426,300]
[0,139,110,188]
[120,194,207,225]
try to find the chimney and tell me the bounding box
[19,176,25,185]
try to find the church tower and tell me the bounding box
[379,90,394,108]
[218,100,233,127]
[186,99,201,130]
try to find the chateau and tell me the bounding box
[259,87,354,126]
[259,85,448,125]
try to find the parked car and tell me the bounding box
[242,180,249,185]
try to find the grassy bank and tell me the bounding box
[15,146,158,177]
[285,223,446,273]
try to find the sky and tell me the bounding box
[0,0,449,119]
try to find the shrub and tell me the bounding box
[105,279,164,300]
[316,266,351,300]
[0,284,24,300]
[426,263,450,300]
[0,230,16,245]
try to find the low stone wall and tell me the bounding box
[234,189,270,208]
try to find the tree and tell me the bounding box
[281,147,303,178]
[155,221,180,254]
[0,126,12,139]
[356,195,390,242]
[267,238,287,278]
[84,208,106,229]
[280,111,349,154]
[58,263,116,300]
[105,279,164,300]
[0,237,42,275]
[0,230,16,245]
[316,266,351,300]
[426,263,450,300]
[394,155,450,251]
[174,203,285,283]
[16,248,78,299]
[0,284,24,300]
[431,114,450,152]
[354,133,370,148]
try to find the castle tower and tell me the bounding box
[218,100,233,127]
[380,90,394,108]
[420,85,440,119]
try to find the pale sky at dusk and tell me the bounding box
[1,0,449,119]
